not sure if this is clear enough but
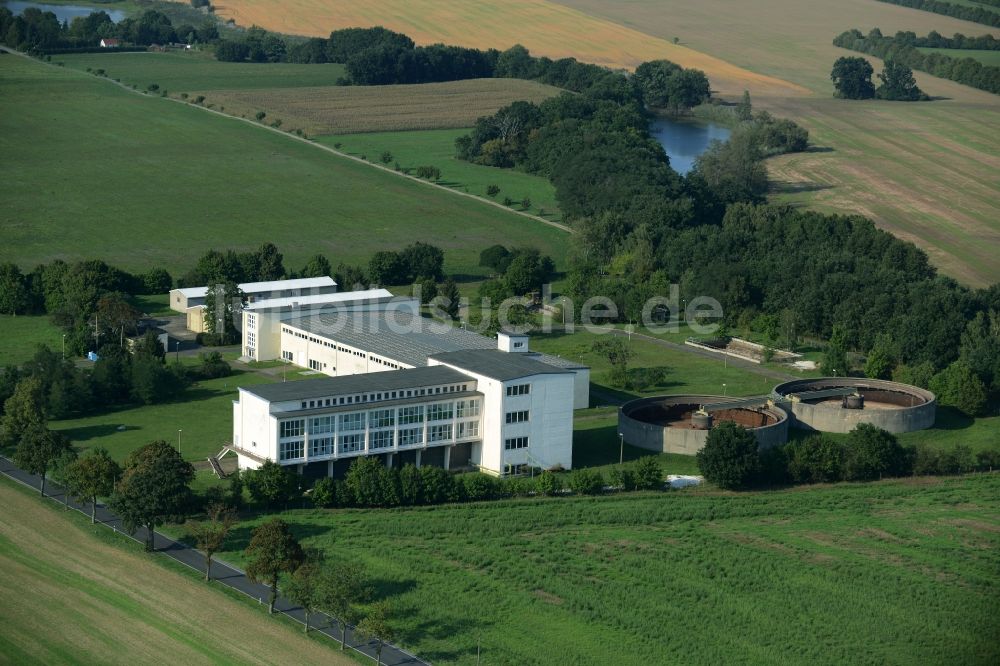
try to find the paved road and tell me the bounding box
[0,456,428,666]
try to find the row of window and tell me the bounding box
[506,383,530,396]
[282,411,482,443]
[277,423,478,461]
[296,384,472,411]
[504,436,529,450]
[505,410,529,424]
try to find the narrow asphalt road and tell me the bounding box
[0,456,428,666]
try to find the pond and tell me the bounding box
[649,117,731,175]
[1,1,126,23]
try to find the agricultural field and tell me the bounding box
[213,0,806,97]
[0,55,569,278]
[320,129,562,219]
[917,46,1000,65]
[58,51,346,91]
[0,477,352,665]
[552,0,1000,286]
[206,473,1000,665]
[193,78,562,135]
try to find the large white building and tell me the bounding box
[230,299,589,477]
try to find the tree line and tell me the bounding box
[871,0,1000,28]
[697,420,999,490]
[0,8,217,52]
[904,29,1000,50]
[834,29,1000,95]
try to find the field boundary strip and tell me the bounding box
[0,454,430,666]
[0,46,571,236]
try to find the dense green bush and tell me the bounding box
[697,422,762,489]
[569,468,605,495]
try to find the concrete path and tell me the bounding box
[0,456,428,666]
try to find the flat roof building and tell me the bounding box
[232,302,589,477]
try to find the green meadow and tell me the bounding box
[319,129,563,221]
[0,55,568,278]
[206,473,1000,665]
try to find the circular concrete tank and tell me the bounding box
[772,377,935,434]
[619,395,789,456]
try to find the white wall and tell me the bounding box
[233,390,277,468]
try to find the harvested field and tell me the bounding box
[194,78,563,134]
[213,0,808,96]
[0,478,350,665]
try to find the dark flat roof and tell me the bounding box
[430,349,571,382]
[241,365,474,403]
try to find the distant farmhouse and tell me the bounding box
[225,289,589,479]
[99,38,121,48]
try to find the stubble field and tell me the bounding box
[191,78,563,134]
[211,0,807,97]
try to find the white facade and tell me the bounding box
[231,347,577,476]
[429,359,574,474]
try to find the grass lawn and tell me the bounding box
[532,330,781,400]
[0,315,65,368]
[320,129,562,220]
[58,51,347,91]
[0,55,569,278]
[0,476,353,665]
[206,473,1000,665]
[50,368,271,464]
[917,47,1000,66]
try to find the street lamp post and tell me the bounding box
[723,383,727,397]
[62,334,66,359]
[618,432,624,465]
[177,429,182,456]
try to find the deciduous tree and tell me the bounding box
[244,518,304,613]
[15,424,72,496]
[357,601,395,665]
[189,502,236,581]
[319,560,369,649]
[65,447,120,523]
[109,440,195,551]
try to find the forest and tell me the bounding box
[834,28,1000,95]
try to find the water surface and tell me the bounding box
[649,117,731,175]
[2,1,126,23]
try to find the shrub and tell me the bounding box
[311,477,337,508]
[843,424,906,481]
[633,456,664,490]
[196,351,231,379]
[930,361,989,417]
[463,473,498,501]
[346,457,399,507]
[536,471,562,496]
[697,422,761,489]
[245,460,298,508]
[608,466,635,491]
[399,463,423,505]
[785,435,844,484]
[419,465,454,504]
[569,468,604,495]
